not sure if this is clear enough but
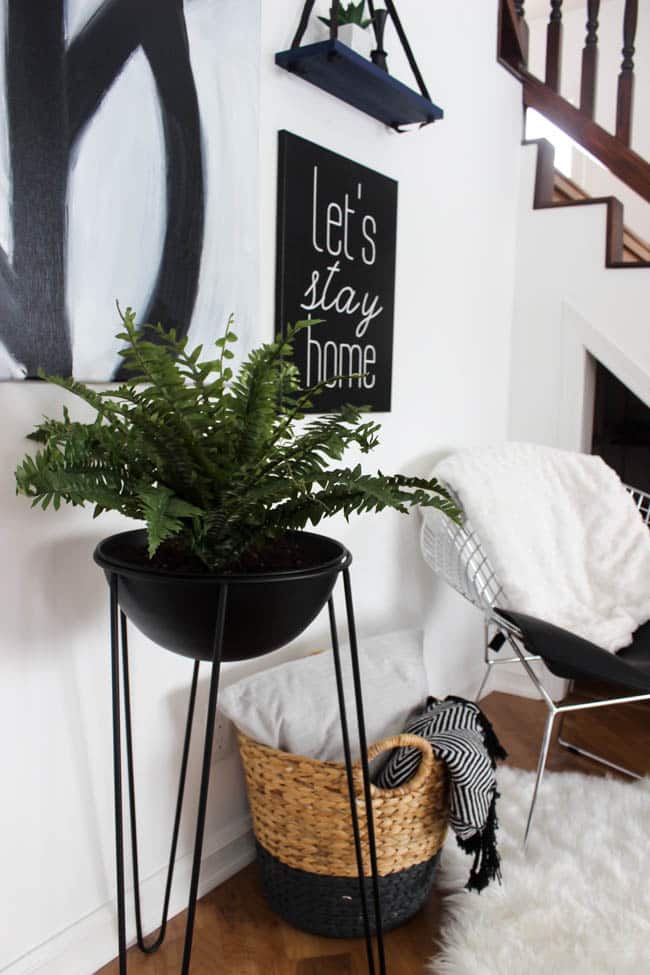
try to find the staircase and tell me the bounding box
[552,171,650,264]
[496,1,650,469]
[527,137,650,268]
[498,0,650,270]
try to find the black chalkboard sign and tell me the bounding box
[276,131,397,412]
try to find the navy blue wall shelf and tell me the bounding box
[275,40,444,130]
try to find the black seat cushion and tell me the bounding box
[495,609,650,693]
[617,619,650,678]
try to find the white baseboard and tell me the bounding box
[484,661,567,702]
[3,818,255,975]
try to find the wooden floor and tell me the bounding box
[97,686,650,975]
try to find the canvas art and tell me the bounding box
[276,131,397,413]
[0,0,259,381]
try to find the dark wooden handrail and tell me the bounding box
[499,0,528,68]
[498,0,650,203]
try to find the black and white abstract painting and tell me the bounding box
[0,0,260,380]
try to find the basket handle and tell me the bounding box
[365,733,435,796]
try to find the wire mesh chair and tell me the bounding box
[421,483,650,844]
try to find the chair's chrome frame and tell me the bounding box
[421,483,650,845]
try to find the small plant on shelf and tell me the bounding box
[15,310,459,573]
[318,1,374,29]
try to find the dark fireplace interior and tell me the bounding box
[592,360,650,495]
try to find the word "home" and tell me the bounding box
[304,325,376,389]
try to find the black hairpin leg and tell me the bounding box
[109,567,380,972]
[121,615,200,953]
[109,575,228,974]
[328,568,386,975]
[109,575,127,975]
[328,597,375,975]
[181,583,228,972]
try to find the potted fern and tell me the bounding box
[318,1,375,58]
[15,310,458,661]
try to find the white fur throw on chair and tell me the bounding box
[431,443,650,652]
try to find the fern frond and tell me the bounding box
[136,485,203,556]
[15,310,461,570]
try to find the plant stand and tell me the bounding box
[105,553,387,975]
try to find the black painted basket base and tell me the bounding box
[255,841,442,938]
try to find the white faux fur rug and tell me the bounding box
[430,765,650,975]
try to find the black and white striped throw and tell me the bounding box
[376,695,507,892]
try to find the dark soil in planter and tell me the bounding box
[111,533,325,576]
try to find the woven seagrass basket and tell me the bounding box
[237,731,449,938]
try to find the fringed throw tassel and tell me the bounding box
[458,790,502,892]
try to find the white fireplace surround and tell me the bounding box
[559,300,650,456]
[493,299,650,703]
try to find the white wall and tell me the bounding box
[259,0,523,682]
[0,3,524,973]
[509,142,650,452]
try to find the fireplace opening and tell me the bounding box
[592,360,650,495]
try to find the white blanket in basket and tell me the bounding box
[430,443,650,652]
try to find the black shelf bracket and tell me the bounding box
[277,1,443,131]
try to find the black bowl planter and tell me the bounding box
[94,528,350,661]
